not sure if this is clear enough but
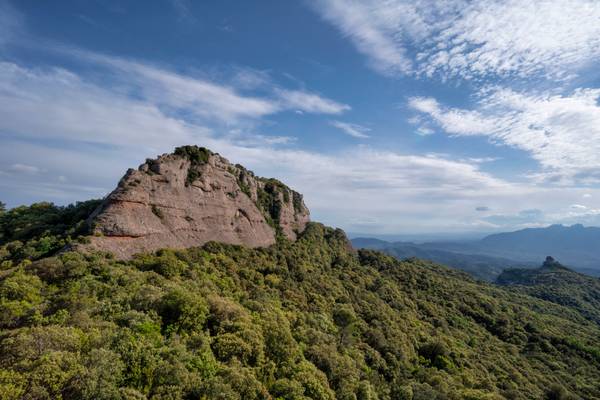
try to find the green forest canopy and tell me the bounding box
[1,201,599,399]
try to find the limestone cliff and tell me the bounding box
[84,146,310,258]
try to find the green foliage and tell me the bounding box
[1,214,600,399]
[497,259,600,325]
[544,384,572,400]
[292,191,304,214]
[0,200,101,264]
[185,169,201,186]
[151,205,164,220]
[174,145,212,186]
[236,169,253,199]
[174,145,211,165]
[256,179,289,230]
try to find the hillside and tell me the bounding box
[351,238,530,281]
[2,148,600,399]
[497,257,600,326]
[2,213,600,399]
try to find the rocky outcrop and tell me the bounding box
[83,146,310,258]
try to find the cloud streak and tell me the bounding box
[409,87,600,184]
[312,0,600,80]
[330,120,370,138]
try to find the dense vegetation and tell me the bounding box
[173,145,213,186]
[0,200,101,266]
[497,257,600,326]
[2,203,600,399]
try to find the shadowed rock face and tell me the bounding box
[84,146,310,258]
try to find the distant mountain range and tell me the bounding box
[352,224,600,280]
[351,237,534,281]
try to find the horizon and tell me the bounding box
[2,0,600,235]
[349,222,600,243]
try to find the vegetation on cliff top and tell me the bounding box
[173,145,212,186]
[1,201,599,399]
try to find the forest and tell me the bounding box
[1,201,599,399]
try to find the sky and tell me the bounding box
[1,0,600,237]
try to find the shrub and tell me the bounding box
[151,205,164,219]
[158,289,208,333]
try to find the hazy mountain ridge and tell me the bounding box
[353,224,600,279]
[351,238,535,281]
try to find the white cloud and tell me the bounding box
[311,0,412,76]
[311,0,600,79]
[330,120,370,138]
[409,87,600,183]
[8,163,40,174]
[415,127,434,136]
[0,55,551,233]
[275,88,350,115]
[3,44,600,233]
[408,96,496,135]
[570,204,587,210]
[465,157,499,164]
[0,61,200,150]
[2,61,600,232]
[0,51,350,150]
[65,50,350,121]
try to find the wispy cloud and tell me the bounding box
[311,0,412,76]
[169,0,195,22]
[275,88,350,115]
[408,87,600,184]
[330,120,370,138]
[8,163,40,174]
[2,57,600,233]
[311,0,600,80]
[0,55,553,233]
[0,0,23,48]
[85,51,350,118]
[0,47,351,151]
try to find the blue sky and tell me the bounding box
[1,0,600,236]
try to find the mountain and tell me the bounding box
[430,224,600,275]
[479,224,600,269]
[351,238,532,281]
[497,256,600,326]
[83,146,310,258]
[2,146,600,399]
[354,224,600,279]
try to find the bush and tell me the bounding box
[158,289,208,333]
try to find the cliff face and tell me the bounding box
[84,146,310,258]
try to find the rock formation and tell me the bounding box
[83,146,310,258]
